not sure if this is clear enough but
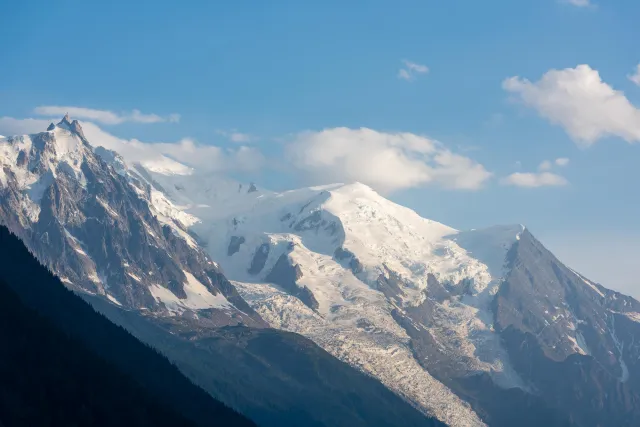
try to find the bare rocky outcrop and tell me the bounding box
[0,117,264,327]
[265,253,319,311]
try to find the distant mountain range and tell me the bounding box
[1,117,639,426]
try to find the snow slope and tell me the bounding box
[143,171,537,425]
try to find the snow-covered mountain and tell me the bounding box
[146,166,640,426]
[4,117,640,426]
[0,115,262,326]
[0,117,444,427]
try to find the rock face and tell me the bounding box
[492,230,640,426]
[248,243,270,275]
[228,235,245,256]
[265,253,319,311]
[0,117,263,327]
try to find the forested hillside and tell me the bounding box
[0,225,255,427]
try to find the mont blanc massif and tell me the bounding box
[1,116,639,427]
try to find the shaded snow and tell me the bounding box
[127,272,142,282]
[96,196,119,218]
[149,271,231,313]
[575,331,591,355]
[624,312,640,323]
[106,294,122,306]
[149,176,526,423]
[610,315,630,383]
[182,271,231,309]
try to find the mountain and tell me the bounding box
[0,115,262,326]
[151,172,640,426]
[0,224,255,427]
[0,119,442,427]
[4,116,640,426]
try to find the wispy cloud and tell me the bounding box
[538,160,553,171]
[502,172,568,188]
[538,157,569,171]
[504,157,570,188]
[216,129,256,143]
[0,116,263,174]
[629,64,640,86]
[503,64,640,145]
[0,117,52,136]
[34,106,180,125]
[564,0,593,7]
[398,60,429,82]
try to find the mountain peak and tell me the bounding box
[54,115,86,139]
[58,113,72,127]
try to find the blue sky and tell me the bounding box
[2,0,640,295]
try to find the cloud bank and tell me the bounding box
[1,116,492,193]
[503,64,640,145]
[286,127,491,193]
[0,117,262,174]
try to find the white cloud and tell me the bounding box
[285,127,492,193]
[0,117,262,174]
[629,64,640,86]
[34,106,180,125]
[80,122,263,173]
[398,60,429,82]
[538,157,569,170]
[216,129,255,143]
[0,117,51,136]
[502,172,568,188]
[397,69,412,81]
[565,0,593,7]
[538,160,552,171]
[503,64,640,145]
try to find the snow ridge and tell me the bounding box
[147,172,529,425]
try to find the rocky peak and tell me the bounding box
[53,115,86,140]
[0,121,265,328]
[60,113,72,126]
[69,119,86,139]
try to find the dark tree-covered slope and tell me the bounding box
[0,225,255,427]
